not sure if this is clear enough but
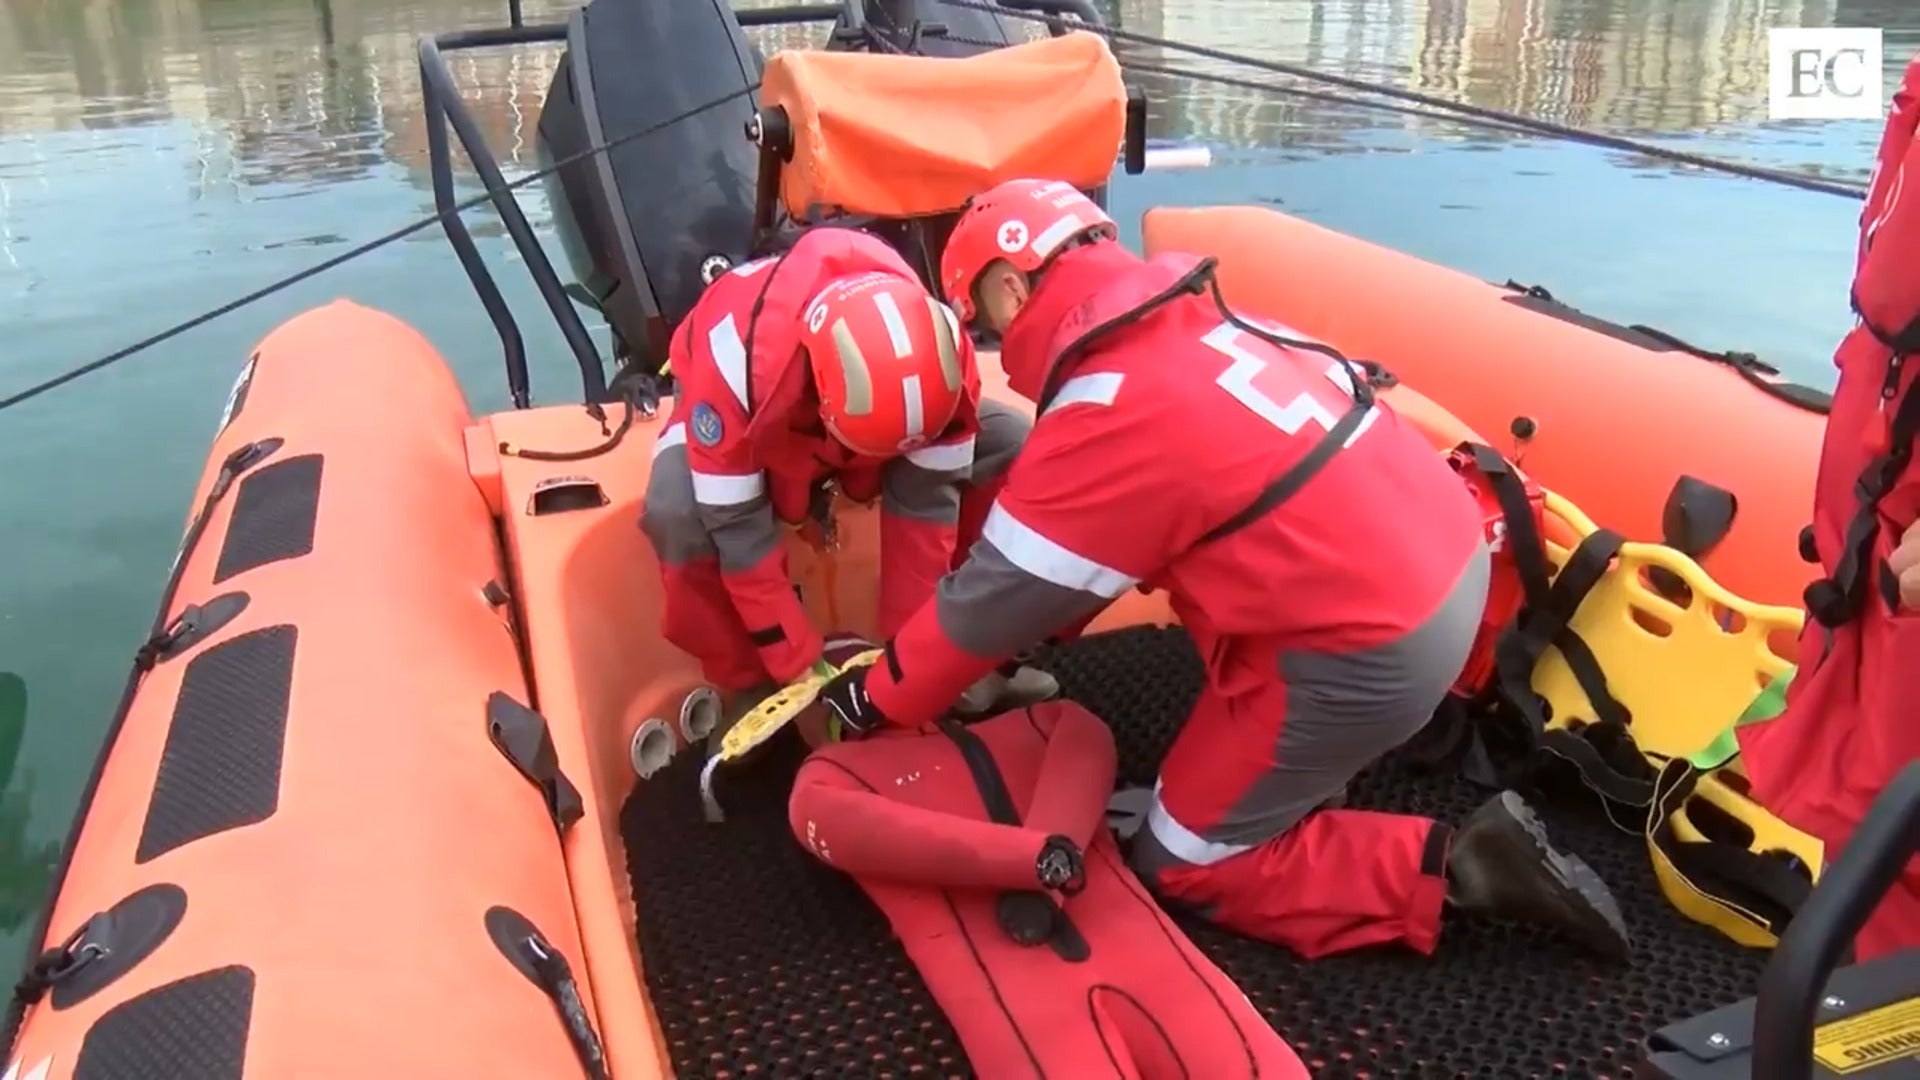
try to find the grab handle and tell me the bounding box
[1751,760,1920,1077]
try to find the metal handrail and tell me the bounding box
[417,0,1104,406]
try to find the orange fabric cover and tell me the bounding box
[760,31,1127,219]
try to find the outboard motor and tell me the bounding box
[844,0,1021,57]
[536,0,763,378]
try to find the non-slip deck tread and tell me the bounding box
[622,627,1769,1079]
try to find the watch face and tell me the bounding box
[1038,847,1075,886]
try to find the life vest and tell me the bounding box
[1026,250,1378,547]
[1444,442,1546,700]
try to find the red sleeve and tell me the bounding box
[866,379,1183,725]
[1012,703,1116,847]
[789,755,1063,890]
[786,706,1115,889]
[1862,53,1920,266]
[1855,53,1920,347]
[683,307,822,683]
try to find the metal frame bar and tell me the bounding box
[416,0,1101,407]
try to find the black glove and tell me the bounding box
[818,663,890,741]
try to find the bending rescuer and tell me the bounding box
[640,226,1056,739]
[817,179,1631,961]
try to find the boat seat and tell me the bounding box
[758,30,1128,221]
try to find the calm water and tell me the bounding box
[1,0,1916,966]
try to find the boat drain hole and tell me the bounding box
[631,720,675,779]
[680,687,720,742]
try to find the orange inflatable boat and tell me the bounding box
[2,304,603,1079]
[1142,206,1829,612]
[0,6,1831,1078]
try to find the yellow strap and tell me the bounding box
[716,648,883,761]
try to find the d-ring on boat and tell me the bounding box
[4,1,1916,1077]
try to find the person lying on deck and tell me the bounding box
[639,225,1056,748]
[814,178,1633,961]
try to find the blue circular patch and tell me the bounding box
[691,402,724,447]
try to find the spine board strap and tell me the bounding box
[1486,475,1644,810]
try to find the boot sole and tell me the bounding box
[1483,791,1632,960]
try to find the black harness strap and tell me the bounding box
[1487,495,1650,813]
[937,719,1090,962]
[1029,257,1382,549]
[1805,353,1920,629]
[1195,400,1370,546]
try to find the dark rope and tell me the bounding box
[1120,59,1546,137]
[939,0,1868,200]
[0,84,763,416]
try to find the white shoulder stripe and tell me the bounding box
[1043,372,1124,415]
[707,314,751,411]
[982,503,1138,598]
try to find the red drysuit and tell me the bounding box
[789,702,1306,1078]
[1739,53,1920,962]
[640,227,1022,690]
[864,241,1490,958]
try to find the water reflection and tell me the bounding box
[3,0,1914,198]
[0,675,56,935]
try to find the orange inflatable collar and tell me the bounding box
[760,31,1127,219]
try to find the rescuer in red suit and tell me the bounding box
[816,179,1631,960]
[1738,52,1920,962]
[640,226,1056,742]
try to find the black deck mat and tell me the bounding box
[622,627,1771,1079]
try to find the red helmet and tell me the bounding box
[940,178,1118,323]
[800,271,970,457]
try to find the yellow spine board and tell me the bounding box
[1525,490,1825,947]
[1532,491,1801,763]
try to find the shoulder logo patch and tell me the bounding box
[691,402,724,447]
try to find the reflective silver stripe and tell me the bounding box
[1043,372,1124,415]
[1031,212,1089,259]
[829,317,875,416]
[928,297,962,391]
[981,503,1138,598]
[1145,784,1254,867]
[689,470,765,506]
[904,437,974,473]
[872,289,914,357]
[707,314,750,410]
[652,422,687,461]
[901,373,925,439]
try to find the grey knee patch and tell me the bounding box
[640,449,714,565]
[881,459,963,523]
[970,400,1031,482]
